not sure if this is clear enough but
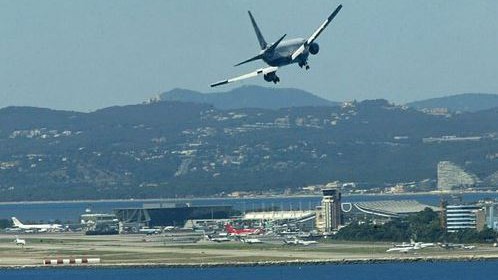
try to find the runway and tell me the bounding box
[1,232,497,267]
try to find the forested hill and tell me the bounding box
[407,93,498,112]
[0,98,497,201]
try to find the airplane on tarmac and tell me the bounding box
[393,239,434,249]
[11,217,63,232]
[13,235,26,247]
[283,238,318,246]
[225,223,264,236]
[386,243,421,253]
[206,234,231,243]
[241,238,263,244]
[438,242,475,250]
[210,4,343,87]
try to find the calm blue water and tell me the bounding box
[1,192,497,222]
[0,261,497,280]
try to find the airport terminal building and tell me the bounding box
[113,203,233,231]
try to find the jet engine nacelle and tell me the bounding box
[309,42,319,55]
[264,72,280,83]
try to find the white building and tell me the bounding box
[317,188,341,233]
[445,204,485,232]
[437,161,478,191]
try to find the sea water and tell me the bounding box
[0,261,496,280]
[2,192,497,222]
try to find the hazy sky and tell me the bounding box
[1,0,497,111]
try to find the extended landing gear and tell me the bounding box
[264,72,280,84]
[298,61,310,70]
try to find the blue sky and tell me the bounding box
[1,0,497,111]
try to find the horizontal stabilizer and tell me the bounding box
[266,34,287,54]
[234,54,264,67]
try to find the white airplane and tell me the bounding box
[11,217,62,232]
[284,238,318,246]
[438,242,475,250]
[393,239,434,249]
[241,238,263,244]
[413,241,435,249]
[386,243,421,253]
[206,235,231,243]
[139,227,162,235]
[13,235,26,246]
[211,4,343,87]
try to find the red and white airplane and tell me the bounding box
[225,223,263,236]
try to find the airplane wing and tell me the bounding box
[210,66,278,87]
[291,4,343,61]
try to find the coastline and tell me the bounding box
[1,233,497,270]
[0,190,496,205]
[2,255,498,269]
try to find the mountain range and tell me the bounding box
[159,86,498,113]
[407,93,498,112]
[158,86,339,109]
[0,87,497,201]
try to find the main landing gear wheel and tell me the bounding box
[299,61,310,70]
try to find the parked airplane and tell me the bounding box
[241,238,263,244]
[206,235,231,243]
[413,241,435,249]
[139,227,162,235]
[225,223,263,236]
[283,238,318,246]
[386,244,421,253]
[211,4,343,87]
[393,239,434,249]
[11,217,62,232]
[438,242,475,250]
[13,235,26,246]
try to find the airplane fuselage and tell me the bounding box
[261,38,309,67]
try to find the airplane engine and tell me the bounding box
[264,72,280,83]
[309,42,319,55]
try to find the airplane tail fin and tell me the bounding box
[248,11,267,50]
[225,223,236,233]
[11,217,23,227]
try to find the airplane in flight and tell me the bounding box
[11,217,63,232]
[225,223,264,236]
[210,4,343,87]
